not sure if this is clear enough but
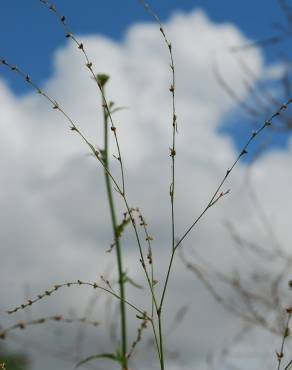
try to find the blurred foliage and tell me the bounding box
[0,346,30,370]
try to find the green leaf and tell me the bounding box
[75,352,122,368]
[124,274,144,289]
[110,106,129,114]
[96,74,110,87]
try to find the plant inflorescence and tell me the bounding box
[1,1,292,370]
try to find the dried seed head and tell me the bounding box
[18,321,26,329]
[170,148,176,157]
[49,4,56,12]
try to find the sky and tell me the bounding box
[1,0,292,153]
[1,1,292,370]
[0,0,288,93]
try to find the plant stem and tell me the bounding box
[101,84,127,369]
[157,310,165,370]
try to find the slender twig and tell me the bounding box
[214,63,261,118]
[277,308,292,370]
[0,315,100,340]
[134,208,156,317]
[230,34,291,52]
[39,0,126,195]
[126,312,148,360]
[138,2,178,368]
[4,280,147,318]
[174,96,292,251]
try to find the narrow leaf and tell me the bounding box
[75,353,121,368]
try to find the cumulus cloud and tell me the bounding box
[0,7,290,370]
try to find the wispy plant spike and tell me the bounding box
[174,93,292,251]
[38,0,126,195]
[3,280,146,318]
[0,316,99,340]
[277,307,292,370]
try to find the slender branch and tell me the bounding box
[130,208,161,360]
[4,280,146,318]
[174,96,292,251]
[159,95,292,346]
[277,308,292,370]
[126,313,148,360]
[0,315,100,340]
[139,2,178,369]
[39,0,126,194]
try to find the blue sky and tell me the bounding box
[1,1,292,154]
[0,0,288,92]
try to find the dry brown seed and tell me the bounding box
[18,321,26,329]
[0,333,6,340]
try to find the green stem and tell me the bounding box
[157,311,165,370]
[101,85,127,369]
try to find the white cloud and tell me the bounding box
[0,7,289,370]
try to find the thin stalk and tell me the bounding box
[277,308,292,370]
[157,311,165,370]
[159,249,175,310]
[100,81,127,369]
[138,5,178,368]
